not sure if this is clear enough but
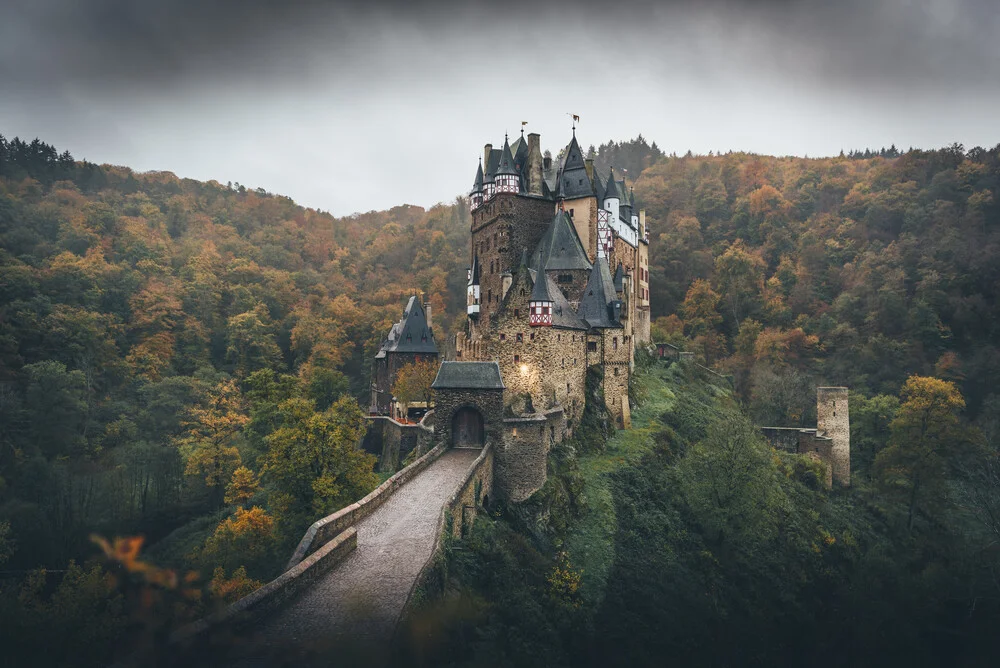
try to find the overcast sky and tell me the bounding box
[2,0,998,215]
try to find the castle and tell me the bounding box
[372,127,652,501]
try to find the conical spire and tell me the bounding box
[604,167,620,201]
[472,158,484,193]
[496,135,519,176]
[469,254,481,286]
[530,254,555,303]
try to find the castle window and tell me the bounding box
[558,274,573,283]
[514,309,519,318]
[613,337,618,351]
[512,427,517,437]
[588,341,597,352]
[614,368,619,376]
[561,359,565,368]
[569,208,574,217]
[514,354,520,364]
[488,289,492,302]
[574,358,577,365]
[530,332,535,341]
[566,383,570,393]
[516,333,523,343]
[500,333,506,341]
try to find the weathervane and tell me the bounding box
[567,113,580,134]
[521,120,528,137]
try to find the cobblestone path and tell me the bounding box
[231,447,481,665]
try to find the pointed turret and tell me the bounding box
[529,255,554,327]
[470,159,484,211]
[467,255,481,318]
[495,135,520,194]
[602,166,621,225]
[579,258,623,329]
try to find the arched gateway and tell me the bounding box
[431,361,505,451]
[452,407,485,447]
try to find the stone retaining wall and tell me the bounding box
[170,527,358,646]
[286,442,447,569]
[363,415,435,473]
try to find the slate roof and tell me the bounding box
[471,160,484,194]
[469,255,481,286]
[594,167,606,202]
[530,211,592,272]
[496,137,519,176]
[556,134,593,199]
[529,255,555,302]
[379,295,438,355]
[603,167,620,201]
[578,257,623,329]
[528,269,588,330]
[432,361,506,390]
[613,262,625,293]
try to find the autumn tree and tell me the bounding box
[261,395,378,515]
[875,376,970,531]
[224,466,260,507]
[178,379,248,506]
[201,506,275,573]
[714,240,765,326]
[392,358,438,415]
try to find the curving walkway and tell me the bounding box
[230,447,480,665]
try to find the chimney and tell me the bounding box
[527,133,543,196]
[639,209,646,240]
[584,158,594,184]
[423,301,433,330]
[484,144,493,169]
[543,155,552,171]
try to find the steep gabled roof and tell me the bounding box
[389,295,438,353]
[432,361,505,390]
[556,133,593,199]
[578,258,623,329]
[594,167,606,202]
[530,211,592,272]
[484,147,501,182]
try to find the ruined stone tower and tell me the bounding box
[817,387,850,487]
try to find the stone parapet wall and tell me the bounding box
[446,444,495,537]
[171,527,358,646]
[286,442,447,569]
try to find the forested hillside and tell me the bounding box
[0,135,473,664]
[631,143,1000,432]
[2,132,999,666]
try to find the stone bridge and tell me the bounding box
[175,442,493,666]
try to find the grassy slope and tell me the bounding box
[566,360,728,606]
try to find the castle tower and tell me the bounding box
[494,136,520,194]
[528,256,554,327]
[816,387,850,486]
